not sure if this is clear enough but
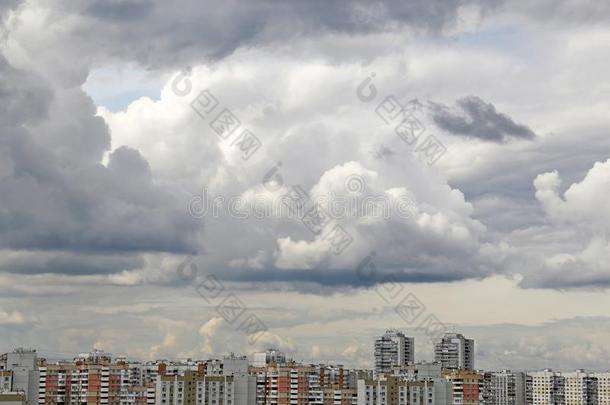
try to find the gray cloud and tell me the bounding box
[0,53,200,275]
[0,0,21,16]
[7,0,501,71]
[501,0,610,24]
[468,317,610,371]
[0,129,197,255]
[210,267,475,290]
[0,251,144,276]
[0,55,53,127]
[521,262,610,290]
[372,145,396,160]
[85,0,154,21]
[430,96,535,142]
[6,0,610,81]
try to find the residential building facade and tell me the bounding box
[443,370,480,405]
[434,334,474,371]
[357,375,448,405]
[561,371,597,405]
[374,332,415,374]
[481,371,528,405]
[529,370,565,405]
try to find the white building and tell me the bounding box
[155,371,256,405]
[156,371,255,405]
[357,375,449,405]
[433,334,474,371]
[561,370,597,405]
[251,350,286,368]
[374,331,415,373]
[482,371,528,405]
[156,355,255,405]
[595,372,610,405]
[528,370,565,405]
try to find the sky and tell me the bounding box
[1,0,610,371]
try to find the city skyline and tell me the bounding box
[3,330,609,374]
[4,345,610,405]
[5,342,610,375]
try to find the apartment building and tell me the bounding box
[481,371,528,405]
[155,355,255,405]
[561,371,597,405]
[319,366,346,390]
[124,361,202,387]
[345,372,373,393]
[250,362,320,405]
[0,373,27,405]
[528,370,565,405]
[38,350,154,405]
[321,386,356,405]
[442,370,480,405]
[155,370,255,405]
[434,334,474,371]
[39,362,124,405]
[0,349,38,405]
[357,375,448,405]
[595,373,610,405]
[374,331,415,374]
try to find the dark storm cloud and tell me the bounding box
[0,132,198,254]
[0,0,21,16]
[38,0,502,67]
[504,0,610,24]
[188,245,486,290]
[1,252,144,275]
[85,0,153,21]
[430,96,535,142]
[0,54,199,274]
[225,268,471,287]
[7,0,610,77]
